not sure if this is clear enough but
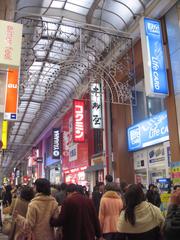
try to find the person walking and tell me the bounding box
[50,183,102,240]
[163,189,180,240]
[99,182,123,240]
[117,184,164,240]
[92,182,105,215]
[9,185,34,240]
[14,178,58,240]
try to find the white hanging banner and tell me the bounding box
[140,17,168,97]
[90,83,103,129]
[0,20,23,67]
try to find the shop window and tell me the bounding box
[132,81,146,124]
[146,97,165,117]
[132,80,166,124]
[94,129,103,154]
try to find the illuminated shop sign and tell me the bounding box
[90,83,103,129]
[4,68,19,121]
[73,99,85,142]
[140,17,168,97]
[0,20,23,67]
[127,111,169,151]
[52,128,60,159]
[1,120,8,149]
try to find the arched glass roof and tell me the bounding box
[3,0,173,173]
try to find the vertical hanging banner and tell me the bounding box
[73,99,85,142]
[140,17,168,97]
[90,83,103,129]
[4,68,19,121]
[0,20,23,67]
[1,120,8,149]
[52,128,60,159]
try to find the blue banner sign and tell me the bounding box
[140,17,168,96]
[127,111,169,151]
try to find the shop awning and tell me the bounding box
[85,163,105,173]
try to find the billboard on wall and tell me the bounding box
[4,68,19,121]
[140,17,168,97]
[127,111,169,151]
[0,20,23,67]
[52,128,60,159]
[90,83,103,129]
[73,99,85,143]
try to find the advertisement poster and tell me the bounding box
[128,111,169,151]
[140,17,168,97]
[171,162,180,184]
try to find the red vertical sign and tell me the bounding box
[73,99,85,142]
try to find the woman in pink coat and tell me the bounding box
[99,182,123,240]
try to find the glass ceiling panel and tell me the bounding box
[34,39,49,50]
[112,0,143,14]
[51,0,65,9]
[35,51,47,58]
[65,3,89,15]
[28,102,41,109]
[14,136,24,142]
[67,0,94,8]
[29,61,43,72]
[43,22,58,37]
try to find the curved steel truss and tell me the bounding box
[5,16,136,172]
[19,17,136,105]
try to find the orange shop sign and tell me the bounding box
[4,68,19,121]
[0,20,23,67]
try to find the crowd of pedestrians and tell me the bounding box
[0,176,180,240]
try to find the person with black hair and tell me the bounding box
[9,185,34,240]
[117,184,164,240]
[14,178,58,240]
[92,182,105,215]
[54,183,67,206]
[105,174,113,184]
[50,183,102,240]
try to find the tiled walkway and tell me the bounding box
[0,233,8,239]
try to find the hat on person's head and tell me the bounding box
[105,182,119,192]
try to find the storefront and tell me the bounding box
[62,109,89,186]
[127,111,171,187]
[44,131,61,183]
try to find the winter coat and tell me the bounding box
[9,197,30,240]
[17,193,58,240]
[117,201,164,240]
[92,190,103,215]
[99,191,123,234]
[50,192,102,240]
[163,205,180,240]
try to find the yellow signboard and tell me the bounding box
[160,193,171,203]
[2,120,8,149]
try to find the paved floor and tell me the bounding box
[0,233,8,239]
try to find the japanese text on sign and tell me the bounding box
[91,83,103,129]
[73,100,85,142]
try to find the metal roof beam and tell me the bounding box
[86,0,101,24]
[15,8,86,23]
